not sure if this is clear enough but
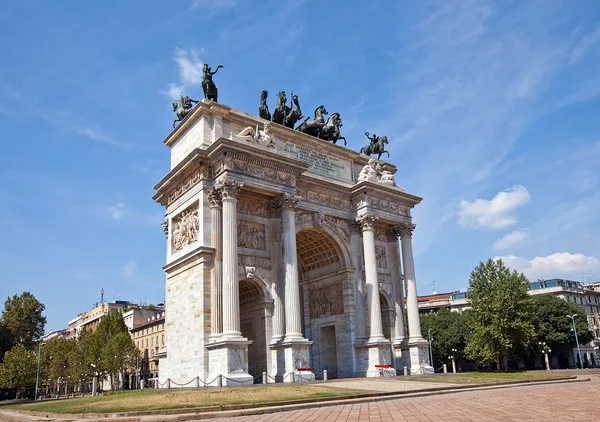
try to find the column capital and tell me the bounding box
[218,179,243,201]
[273,192,301,212]
[207,187,223,208]
[395,222,415,238]
[355,213,378,231]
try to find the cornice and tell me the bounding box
[163,246,215,274]
[207,138,311,176]
[351,181,423,207]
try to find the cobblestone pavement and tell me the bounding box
[318,379,461,392]
[219,375,600,421]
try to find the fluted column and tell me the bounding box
[208,187,223,339]
[278,193,304,341]
[219,179,244,339]
[356,214,385,343]
[269,199,285,343]
[388,226,407,344]
[350,221,366,341]
[399,222,423,341]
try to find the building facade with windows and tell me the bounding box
[418,279,600,367]
[131,311,166,383]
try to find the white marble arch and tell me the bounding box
[238,276,273,381]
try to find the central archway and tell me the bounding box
[296,227,353,378]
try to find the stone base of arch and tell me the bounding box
[408,339,434,375]
[206,338,254,386]
[355,341,396,377]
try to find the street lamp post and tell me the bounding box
[34,342,44,401]
[449,348,457,374]
[427,328,434,370]
[538,342,551,370]
[567,314,584,369]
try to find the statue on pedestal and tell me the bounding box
[360,132,390,159]
[202,63,223,102]
[172,95,198,128]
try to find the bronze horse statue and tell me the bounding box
[283,93,303,128]
[272,91,289,125]
[318,113,346,145]
[259,90,271,121]
[360,132,389,159]
[172,95,198,128]
[296,105,328,137]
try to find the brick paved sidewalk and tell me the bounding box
[221,375,600,422]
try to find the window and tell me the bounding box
[162,335,164,344]
[156,336,158,345]
[151,337,154,346]
[145,339,148,347]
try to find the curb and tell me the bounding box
[0,376,587,422]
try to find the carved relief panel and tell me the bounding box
[375,245,388,269]
[171,202,199,253]
[237,220,266,251]
[308,283,344,319]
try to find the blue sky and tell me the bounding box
[1,0,599,332]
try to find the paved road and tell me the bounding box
[220,375,600,421]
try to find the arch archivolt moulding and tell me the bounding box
[294,212,351,268]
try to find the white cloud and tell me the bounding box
[108,203,125,220]
[163,83,184,101]
[173,48,205,85]
[494,252,600,280]
[493,228,529,250]
[162,48,206,100]
[568,25,600,66]
[459,185,530,229]
[122,260,137,281]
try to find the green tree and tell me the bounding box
[420,308,471,368]
[83,311,138,389]
[1,292,46,350]
[465,259,535,371]
[0,322,13,363]
[530,295,594,366]
[0,344,38,397]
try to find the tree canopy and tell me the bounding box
[0,343,38,395]
[1,292,46,350]
[465,259,536,371]
[530,294,594,361]
[420,308,471,367]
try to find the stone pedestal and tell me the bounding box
[409,339,433,375]
[207,339,254,386]
[361,342,395,377]
[281,339,314,382]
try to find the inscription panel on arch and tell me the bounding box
[275,140,352,183]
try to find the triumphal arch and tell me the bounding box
[153,98,432,385]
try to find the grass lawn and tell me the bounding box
[7,385,368,414]
[406,371,573,385]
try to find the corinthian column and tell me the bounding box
[278,193,304,341]
[398,222,423,341]
[388,226,406,344]
[356,213,385,343]
[208,187,223,339]
[219,179,244,339]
